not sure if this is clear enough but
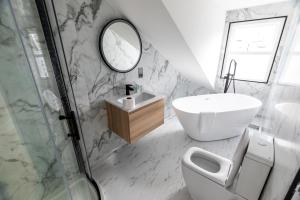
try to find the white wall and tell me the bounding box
[162,0,291,87]
[106,0,212,89]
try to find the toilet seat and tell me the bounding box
[182,147,232,186]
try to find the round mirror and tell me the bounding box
[99,19,142,73]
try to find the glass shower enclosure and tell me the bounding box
[0,0,99,199]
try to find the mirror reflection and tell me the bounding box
[100,19,142,72]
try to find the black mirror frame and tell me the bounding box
[99,19,142,73]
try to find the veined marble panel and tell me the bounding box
[0,0,80,199]
[43,0,300,199]
[10,0,84,183]
[51,0,211,169]
[0,92,44,200]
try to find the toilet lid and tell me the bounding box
[226,129,250,187]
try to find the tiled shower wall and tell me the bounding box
[49,0,211,169]
[0,0,75,199]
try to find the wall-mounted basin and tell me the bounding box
[117,92,156,105]
[107,91,161,112]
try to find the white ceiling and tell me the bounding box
[107,0,291,88]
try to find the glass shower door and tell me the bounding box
[0,1,70,199]
[0,0,97,199]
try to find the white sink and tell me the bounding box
[118,92,156,104]
[106,91,163,112]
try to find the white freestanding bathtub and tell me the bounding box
[172,93,262,141]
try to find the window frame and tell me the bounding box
[220,16,287,84]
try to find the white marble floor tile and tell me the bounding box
[93,117,241,200]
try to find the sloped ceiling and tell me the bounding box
[162,0,291,87]
[107,0,290,88]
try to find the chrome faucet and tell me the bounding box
[224,59,237,93]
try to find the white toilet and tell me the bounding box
[182,129,274,200]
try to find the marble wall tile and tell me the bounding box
[47,0,300,199]
[50,0,211,169]
[12,0,92,184]
[0,2,55,199]
[0,0,84,199]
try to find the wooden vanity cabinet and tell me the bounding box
[106,99,164,143]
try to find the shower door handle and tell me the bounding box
[58,115,72,120]
[59,111,81,141]
[67,133,77,137]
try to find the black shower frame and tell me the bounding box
[284,168,300,200]
[34,0,101,199]
[220,16,287,84]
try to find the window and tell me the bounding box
[279,22,300,86]
[221,17,287,83]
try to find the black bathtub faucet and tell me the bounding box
[224,59,237,93]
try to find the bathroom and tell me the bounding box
[1,0,300,199]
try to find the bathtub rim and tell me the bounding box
[172,93,262,114]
